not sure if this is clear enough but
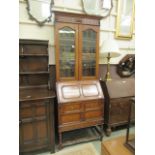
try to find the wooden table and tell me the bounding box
[101,136,134,155]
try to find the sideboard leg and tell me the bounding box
[58,132,63,150]
[106,126,112,136]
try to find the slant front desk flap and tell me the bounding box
[106,78,135,99]
[56,80,104,103]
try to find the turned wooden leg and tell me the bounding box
[106,126,112,136]
[58,132,63,150]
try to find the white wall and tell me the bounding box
[19,0,135,64]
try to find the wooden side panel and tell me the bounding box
[20,44,48,55]
[35,120,48,142]
[19,57,48,72]
[19,100,52,153]
[20,74,49,87]
[110,98,130,124]
[22,122,34,144]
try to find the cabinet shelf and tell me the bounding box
[19,54,48,57]
[20,71,49,75]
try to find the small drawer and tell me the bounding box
[84,110,103,120]
[20,101,32,108]
[85,100,103,111]
[20,107,33,119]
[59,102,81,114]
[20,102,32,119]
[60,113,81,124]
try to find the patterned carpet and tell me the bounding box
[53,143,99,155]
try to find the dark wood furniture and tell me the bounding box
[19,40,55,154]
[54,11,102,81]
[125,98,135,153]
[56,80,104,148]
[100,78,135,136]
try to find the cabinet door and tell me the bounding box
[19,100,52,153]
[55,23,79,81]
[79,25,99,80]
[109,98,130,124]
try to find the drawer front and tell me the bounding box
[60,114,81,124]
[20,100,48,119]
[20,102,33,119]
[84,110,103,120]
[84,100,103,111]
[110,98,130,124]
[59,102,82,114]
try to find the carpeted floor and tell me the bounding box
[54,143,99,155]
[38,128,134,155]
[40,143,99,155]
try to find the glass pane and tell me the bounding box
[59,27,76,78]
[82,29,96,76]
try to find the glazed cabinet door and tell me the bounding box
[55,23,79,81]
[19,100,53,153]
[79,25,99,80]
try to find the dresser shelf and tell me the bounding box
[19,71,49,75]
[19,54,49,57]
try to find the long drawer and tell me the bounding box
[58,100,104,126]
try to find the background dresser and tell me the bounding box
[100,78,135,136]
[19,40,55,154]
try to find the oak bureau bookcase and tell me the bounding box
[19,40,55,154]
[54,11,104,148]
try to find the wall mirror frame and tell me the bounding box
[82,0,113,18]
[115,0,135,39]
[26,0,54,26]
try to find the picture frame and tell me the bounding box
[115,0,135,39]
